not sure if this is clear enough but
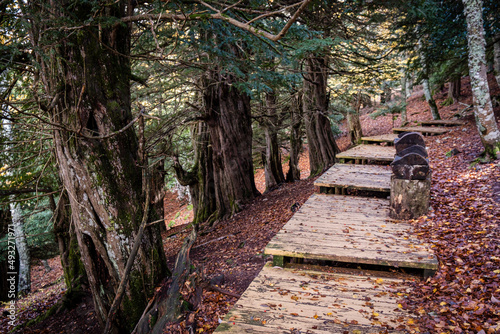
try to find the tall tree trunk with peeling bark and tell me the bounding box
[302,56,339,177]
[29,2,169,331]
[261,92,285,192]
[203,69,260,218]
[462,0,500,158]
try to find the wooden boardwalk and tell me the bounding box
[419,119,464,127]
[314,164,391,195]
[216,128,439,333]
[392,126,449,136]
[336,145,395,164]
[215,264,413,333]
[265,194,438,271]
[361,133,398,145]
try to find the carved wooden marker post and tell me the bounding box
[389,132,431,219]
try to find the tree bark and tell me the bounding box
[9,201,30,296]
[261,92,285,192]
[493,33,500,88]
[462,0,500,158]
[33,3,169,331]
[448,77,461,103]
[50,192,87,294]
[302,56,339,177]
[286,90,303,182]
[203,69,260,218]
[173,121,217,225]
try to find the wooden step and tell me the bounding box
[215,264,413,333]
[419,119,464,127]
[264,194,438,271]
[361,133,398,145]
[392,126,449,136]
[336,145,395,165]
[315,164,391,195]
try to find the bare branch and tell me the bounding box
[121,0,312,42]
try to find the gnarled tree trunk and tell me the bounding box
[261,92,285,192]
[302,56,338,177]
[203,69,260,218]
[462,0,500,158]
[34,3,169,332]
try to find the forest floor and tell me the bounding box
[1,75,499,333]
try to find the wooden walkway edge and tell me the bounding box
[215,264,413,333]
[314,164,391,195]
[264,194,438,271]
[336,145,396,165]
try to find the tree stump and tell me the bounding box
[390,174,431,220]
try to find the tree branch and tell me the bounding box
[121,0,312,42]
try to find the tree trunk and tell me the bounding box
[173,121,217,225]
[448,77,461,103]
[286,90,303,182]
[261,92,285,192]
[302,56,339,177]
[347,92,364,146]
[9,202,30,296]
[493,33,500,88]
[419,40,441,120]
[50,192,87,295]
[35,3,169,331]
[462,0,500,158]
[203,69,260,218]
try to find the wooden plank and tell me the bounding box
[419,119,464,127]
[315,164,391,193]
[392,126,449,135]
[336,145,395,164]
[361,133,398,145]
[265,194,438,270]
[215,264,413,333]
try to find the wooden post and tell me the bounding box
[389,174,431,220]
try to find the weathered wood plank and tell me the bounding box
[419,119,464,127]
[315,164,391,193]
[215,264,413,333]
[265,194,438,270]
[361,133,398,145]
[336,145,396,164]
[392,126,449,135]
